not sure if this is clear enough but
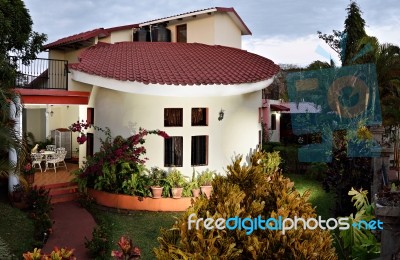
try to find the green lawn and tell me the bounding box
[91,174,335,259]
[94,209,180,260]
[286,173,335,220]
[0,187,35,259]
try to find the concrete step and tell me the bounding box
[51,193,80,204]
[40,182,79,204]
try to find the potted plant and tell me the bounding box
[186,169,200,198]
[197,169,215,199]
[148,167,167,199]
[165,168,187,199]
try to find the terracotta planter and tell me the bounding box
[87,188,192,211]
[200,185,212,199]
[150,186,163,199]
[171,187,183,199]
[192,188,200,198]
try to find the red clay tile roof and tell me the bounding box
[69,42,280,85]
[43,28,110,50]
[44,7,250,50]
[140,7,251,35]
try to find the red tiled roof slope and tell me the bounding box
[43,7,250,50]
[69,42,280,86]
[43,28,110,49]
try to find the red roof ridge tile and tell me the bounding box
[106,23,139,33]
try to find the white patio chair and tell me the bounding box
[31,153,44,172]
[44,153,59,173]
[46,145,56,151]
[56,150,68,170]
[56,147,66,153]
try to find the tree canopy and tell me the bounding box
[318,1,366,66]
[0,0,46,177]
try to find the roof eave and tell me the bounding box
[215,7,252,35]
[71,69,275,97]
[139,8,218,27]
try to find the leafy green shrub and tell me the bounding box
[183,169,200,197]
[85,225,110,260]
[165,168,187,188]
[197,169,216,186]
[322,147,372,217]
[307,162,328,180]
[263,143,299,174]
[25,186,52,246]
[154,151,337,259]
[148,167,168,187]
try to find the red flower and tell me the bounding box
[117,236,132,254]
[77,134,87,144]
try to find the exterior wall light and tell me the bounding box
[218,109,225,121]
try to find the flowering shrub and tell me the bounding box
[72,124,169,195]
[22,162,35,176]
[111,236,141,260]
[23,247,76,260]
[69,120,91,144]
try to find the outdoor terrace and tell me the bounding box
[11,57,68,90]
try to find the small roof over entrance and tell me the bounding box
[17,89,90,105]
[270,104,290,112]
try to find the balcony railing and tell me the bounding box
[11,57,68,90]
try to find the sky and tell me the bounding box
[24,0,400,66]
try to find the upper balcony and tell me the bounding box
[11,57,68,90]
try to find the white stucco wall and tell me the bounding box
[110,29,133,43]
[184,16,215,45]
[93,87,261,176]
[165,13,241,48]
[214,13,242,49]
[25,108,46,142]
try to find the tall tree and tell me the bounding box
[318,1,367,66]
[0,0,46,178]
[341,1,367,65]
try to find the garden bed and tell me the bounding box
[88,189,194,211]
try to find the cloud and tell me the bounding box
[366,24,400,46]
[243,34,339,67]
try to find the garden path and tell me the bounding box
[42,201,96,259]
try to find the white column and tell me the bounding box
[8,97,21,193]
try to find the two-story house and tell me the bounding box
[17,7,280,176]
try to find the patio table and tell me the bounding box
[38,151,56,160]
